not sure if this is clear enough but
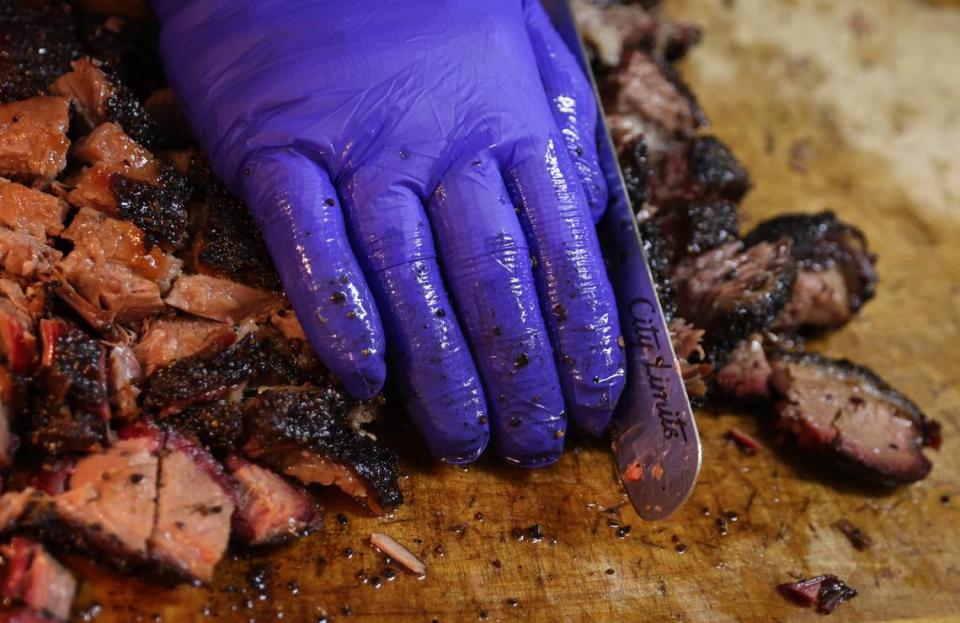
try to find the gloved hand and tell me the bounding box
[151,0,624,466]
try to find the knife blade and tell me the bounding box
[541,0,702,520]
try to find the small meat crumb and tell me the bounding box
[835,519,872,551]
[727,427,763,455]
[778,575,857,614]
[370,532,426,576]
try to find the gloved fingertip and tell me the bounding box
[345,352,387,400]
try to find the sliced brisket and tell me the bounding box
[769,352,939,486]
[0,181,67,240]
[244,388,402,515]
[163,273,282,325]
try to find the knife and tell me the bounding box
[541,0,702,520]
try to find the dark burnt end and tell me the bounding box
[672,241,796,363]
[619,136,650,212]
[40,320,107,407]
[769,351,939,486]
[637,218,678,321]
[743,211,877,312]
[652,199,740,260]
[193,184,281,291]
[165,399,244,457]
[244,389,402,511]
[0,1,82,103]
[111,164,192,250]
[103,72,161,149]
[687,136,751,203]
[143,333,261,413]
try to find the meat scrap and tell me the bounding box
[647,135,750,209]
[244,388,402,515]
[778,575,857,615]
[834,518,871,551]
[0,97,70,182]
[0,229,62,280]
[769,352,940,486]
[227,456,318,547]
[0,536,76,621]
[133,317,244,376]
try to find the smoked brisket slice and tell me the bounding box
[769,352,939,486]
[244,388,402,515]
[149,430,235,583]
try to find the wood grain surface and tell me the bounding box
[70,1,960,621]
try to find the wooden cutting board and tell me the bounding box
[71,1,960,621]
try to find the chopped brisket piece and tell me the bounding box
[0,488,39,533]
[66,122,159,215]
[0,229,61,280]
[269,309,307,343]
[189,186,280,290]
[50,57,160,148]
[244,388,402,514]
[134,317,244,377]
[149,431,235,583]
[769,352,939,486]
[58,208,182,324]
[226,456,318,546]
[53,433,160,561]
[715,334,772,399]
[112,165,191,250]
[108,344,140,419]
[0,97,70,182]
[29,319,108,455]
[778,575,857,615]
[604,51,704,151]
[0,181,67,240]
[0,2,81,103]
[672,240,796,361]
[0,536,76,621]
[648,135,750,208]
[647,199,740,262]
[744,212,877,330]
[142,333,261,415]
[165,399,244,457]
[0,280,37,375]
[668,318,710,401]
[164,273,283,324]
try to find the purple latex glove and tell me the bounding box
[151,0,625,466]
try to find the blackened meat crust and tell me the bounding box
[244,389,402,511]
[193,184,281,291]
[143,334,261,413]
[743,211,877,312]
[687,136,751,203]
[769,351,939,486]
[651,199,740,260]
[165,398,244,458]
[637,218,678,321]
[102,67,162,149]
[619,135,650,211]
[76,14,164,100]
[111,164,192,250]
[0,1,81,103]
